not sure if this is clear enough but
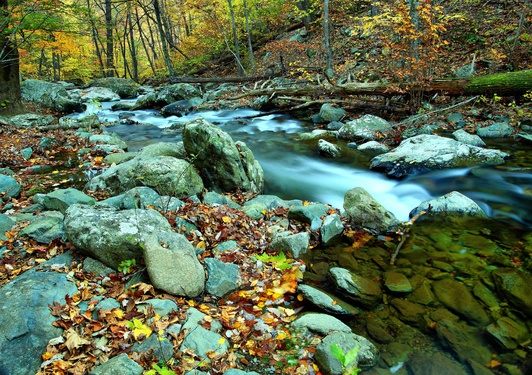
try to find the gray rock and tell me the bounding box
[298,129,338,140]
[338,114,393,141]
[87,77,140,98]
[327,121,344,130]
[0,174,21,200]
[205,258,240,297]
[89,133,128,150]
[343,187,399,233]
[143,231,205,297]
[318,139,342,158]
[21,147,33,159]
[181,307,222,333]
[64,204,172,269]
[297,284,359,315]
[161,100,194,116]
[0,214,15,240]
[329,267,382,308]
[446,112,464,124]
[315,331,379,375]
[370,134,508,178]
[477,122,513,138]
[131,332,174,360]
[223,370,260,375]
[180,326,229,361]
[104,152,136,165]
[21,79,82,112]
[0,254,78,375]
[203,191,240,209]
[213,240,238,253]
[78,87,120,102]
[486,316,529,349]
[183,117,264,193]
[270,232,310,259]
[136,142,187,159]
[319,103,346,122]
[137,299,178,316]
[43,188,96,213]
[492,268,532,316]
[288,203,329,225]
[452,129,486,147]
[357,141,389,154]
[409,191,487,220]
[406,352,468,375]
[89,353,143,375]
[383,271,412,293]
[9,113,55,127]
[121,187,160,209]
[83,257,115,276]
[321,214,344,245]
[431,278,489,326]
[292,313,351,335]
[18,211,64,243]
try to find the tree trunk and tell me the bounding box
[127,11,138,81]
[323,0,333,78]
[0,0,20,105]
[227,0,244,76]
[104,0,115,77]
[243,0,255,73]
[153,0,175,76]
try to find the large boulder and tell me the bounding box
[409,191,487,221]
[86,77,140,98]
[86,156,204,198]
[183,117,264,193]
[21,79,82,112]
[64,204,172,269]
[319,103,346,122]
[370,134,508,178]
[76,87,120,102]
[338,115,393,141]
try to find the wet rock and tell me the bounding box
[472,282,499,310]
[88,353,143,375]
[383,272,412,293]
[298,284,359,315]
[77,87,120,102]
[408,279,436,305]
[223,370,260,375]
[321,214,344,245]
[409,191,487,220]
[477,122,513,138]
[357,141,389,154]
[161,99,194,117]
[390,299,426,327]
[315,331,379,375]
[131,333,173,363]
[366,318,394,344]
[292,313,352,335]
[486,316,529,349]
[0,214,15,240]
[18,211,64,243]
[21,79,82,112]
[431,278,490,327]
[343,187,400,233]
[89,133,128,150]
[338,114,393,141]
[136,141,187,159]
[270,231,310,259]
[143,231,205,297]
[288,203,329,225]
[183,117,264,194]
[87,77,140,98]
[436,319,492,365]
[453,129,486,147]
[43,188,96,213]
[370,135,508,178]
[0,174,21,200]
[64,204,172,269]
[318,139,342,157]
[329,267,382,308]
[297,129,338,140]
[406,352,468,375]
[319,103,346,122]
[205,258,239,297]
[492,268,532,316]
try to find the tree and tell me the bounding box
[323,0,333,78]
[0,0,21,105]
[227,0,243,76]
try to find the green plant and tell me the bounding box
[330,343,361,375]
[145,363,177,375]
[118,259,136,274]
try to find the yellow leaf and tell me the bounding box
[222,216,231,223]
[113,308,124,319]
[218,337,226,345]
[196,241,206,250]
[52,170,59,174]
[130,318,152,340]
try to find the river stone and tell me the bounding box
[406,352,468,375]
[78,87,120,102]
[0,253,78,375]
[390,299,426,327]
[104,152,136,165]
[223,370,260,375]
[64,204,172,269]
[89,133,128,150]
[431,278,489,327]
[288,203,329,225]
[321,214,344,245]
[369,134,508,178]
[181,307,222,333]
[143,231,205,297]
[357,141,389,154]
[383,271,412,293]
[452,129,486,147]
[159,83,201,102]
[136,141,187,159]
[270,231,310,259]
[180,326,229,361]
[318,139,342,158]
[366,318,394,344]
[486,316,529,350]
[343,187,400,233]
[338,114,393,141]
[183,117,264,193]
[319,103,346,122]
[315,331,379,375]
[329,267,382,308]
[292,313,352,335]
[477,122,514,138]
[18,211,64,243]
[0,174,21,200]
[298,129,338,141]
[83,257,115,277]
[203,191,240,209]
[297,284,358,315]
[43,188,96,213]
[0,214,15,240]
[492,268,532,316]
[9,113,55,127]
[89,353,143,375]
[409,191,487,220]
[21,79,82,112]
[205,257,239,297]
[161,100,194,117]
[87,77,140,98]
[408,279,436,305]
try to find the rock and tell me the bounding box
[321,214,344,245]
[327,121,344,130]
[408,279,436,305]
[329,267,382,308]
[452,129,486,147]
[21,147,33,159]
[104,152,136,165]
[288,203,329,225]
[318,139,342,158]
[319,103,346,122]
[161,100,194,117]
[343,187,400,233]
[492,268,532,316]
[204,258,239,297]
[131,332,174,360]
[357,141,389,154]
[223,370,260,375]
[0,214,15,240]
[78,87,120,102]
[182,117,264,193]
[137,299,178,316]
[89,133,128,150]
[86,156,204,198]
[409,191,487,220]
[181,307,222,333]
[477,122,513,138]
[120,187,161,209]
[383,271,412,293]
[370,134,508,178]
[203,191,240,209]
[292,313,352,335]
[89,353,143,375]
[315,331,379,375]
[446,112,464,124]
[20,79,82,112]
[18,211,64,243]
[64,204,172,269]
[298,284,359,315]
[43,188,96,213]
[298,129,338,140]
[87,77,140,98]
[83,257,115,276]
[9,113,55,128]
[390,299,426,327]
[270,232,310,259]
[0,253,78,375]
[431,278,490,327]
[486,316,529,349]
[143,231,205,297]
[180,326,229,361]
[0,174,21,200]
[159,83,201,101]
[136,141,187,159]
[338,114,393,141]
[406,352,468,375]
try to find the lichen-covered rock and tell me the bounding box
[338,114,393,141]
[43,188,95,213]
[343,187,399,233]
[86,77,140,98]
[204,258,239,297]
[492,268,532,316]
[409,191,487,220]
[21,79,82,112]
[319,103,346,122]
[318,139,342,157]
[452,129,486,147]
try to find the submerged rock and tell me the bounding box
[492,268,532,316]
[329,267,382,308]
